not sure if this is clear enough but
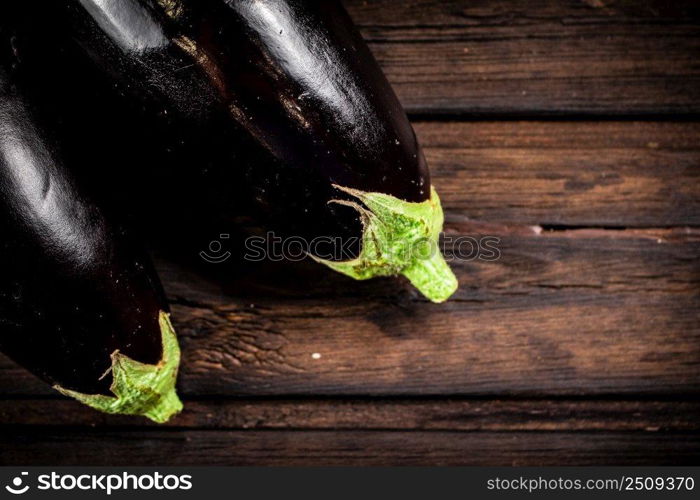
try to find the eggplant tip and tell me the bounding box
[54,311,183,423]
[313,185,458,302]
[402,250,458,303]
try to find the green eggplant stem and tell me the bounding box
[55,311,183,423]
[313,184,458,303]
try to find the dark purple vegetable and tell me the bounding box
[0,30,182,422]
[53,0,457,301]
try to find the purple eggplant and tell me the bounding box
[54,0,457,302]
[0,30,182,422]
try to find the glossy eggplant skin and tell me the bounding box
[0,47,166,396]
[56,0,431,247]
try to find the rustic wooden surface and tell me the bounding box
[1,0,699,465]
[352,0,700,115]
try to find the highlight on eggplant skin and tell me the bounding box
[54,0,458,302]
[0,45,182,422]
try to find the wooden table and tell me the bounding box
[1,0,699,465]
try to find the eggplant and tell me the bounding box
[53,0,457,302]
[0,33,182,422]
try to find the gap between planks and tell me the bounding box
[2,429,698,466]
[0,399,697,432]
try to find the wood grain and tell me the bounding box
[418,121,700,226]
[149,225,700,397]
[345,0,700,115]
[2,429,697,465]
[1,224,697,397]
[0,399,696,432]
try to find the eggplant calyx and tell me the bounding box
[313,185,458,303]
[54,312,183,423]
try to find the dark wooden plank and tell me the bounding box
[1,225,697,397]
[344,0,700,115]
[1,429,697,465]
[347,0,700,33]
[0,399,697,432]
[417,121,700,227]
[159,226,700,397]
